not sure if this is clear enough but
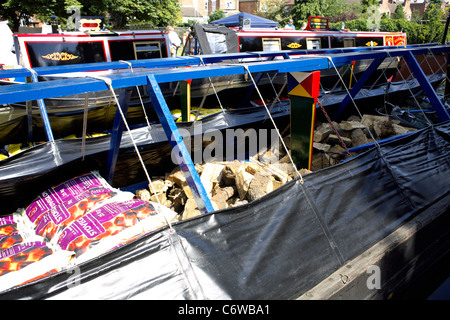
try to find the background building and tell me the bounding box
[179,0,448,24]
[379,0,447,21]
[180,0,240,23]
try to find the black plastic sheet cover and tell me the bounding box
[0,121,448,300]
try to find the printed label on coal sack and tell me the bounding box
[58,200,146,250]
[0,215,15,226]
[0,242,46,260]
[26,173,105,222]
[74,215,105,240]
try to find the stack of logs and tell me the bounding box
[312,113,417,169]
[135,148,307,221]
[135,113,417,220]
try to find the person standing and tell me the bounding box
[284,19,295,30]
[167,25,181,57]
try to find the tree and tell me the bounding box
[392,4,405,20]
[108,0,181,28]
[0,0,181,31]
[291,0,325,24]
[0,0,57,31]
[360,0,378,14]
[322,0,349,20]
[256,0,290,27]
[422,2,445,22]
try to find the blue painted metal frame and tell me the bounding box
[29,71,54,142]
[0,43,443,81]
[334,57,385,119]
[334,48,450,122]
[106,88,132,183]
[403,51,450,121]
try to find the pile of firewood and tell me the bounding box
[312,114,417,169]
[135,113,417,219]
[135,133,310,220]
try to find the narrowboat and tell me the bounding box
[0,16,444,146]
[0,46,448,300]
[191,15,408,89]
[12,18,171,69]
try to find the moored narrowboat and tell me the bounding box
[13,20,170,69]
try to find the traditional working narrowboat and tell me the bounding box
[12,19,170,69]
[191,16,407,89]
[191,15,406,53]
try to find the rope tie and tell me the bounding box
[89,74,174,233]
[119,60,152,129]
[317,99,350,156]
[81,93,89,160]
[323,56,382,149]
[198,56,229,123]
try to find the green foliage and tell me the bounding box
[292,0,325,25]
[108,0,181,28]
[343,18,370,31]
[1,0,447,44]
[360,0,379,14]
[208,9,226,24]
[392,4,405,20]
[327,0,448,45]
[0,0,181,31]
[321,0,349,20]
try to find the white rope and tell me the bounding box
[264,79,287,121]
[385,52,433,126]
[198,57,229,123]
[89,75,174,232]
[242,64,304,184]
[425,49,450,94]
[323,56,382,149]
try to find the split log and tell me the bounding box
[235,167,254,200]
[327,134,352,147]
[351,128,370,147]
[211,186,235,210]
[247,171,274,202]
[200,163,225,196]
[222,161,242,186]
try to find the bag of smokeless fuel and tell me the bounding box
[0,211,36,250]
[25,171,111,224]
[0,241,73,291]
[0,233,26,251]
[34,187,132,243]
[57,199,176,263]
[0,214,22,239]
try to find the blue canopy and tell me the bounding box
[210,12,278,28]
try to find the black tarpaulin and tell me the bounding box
[0,121,448,299]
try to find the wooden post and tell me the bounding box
[288,71,320,170]
[180,79,192,122]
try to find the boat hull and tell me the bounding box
[0,120,448,299]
